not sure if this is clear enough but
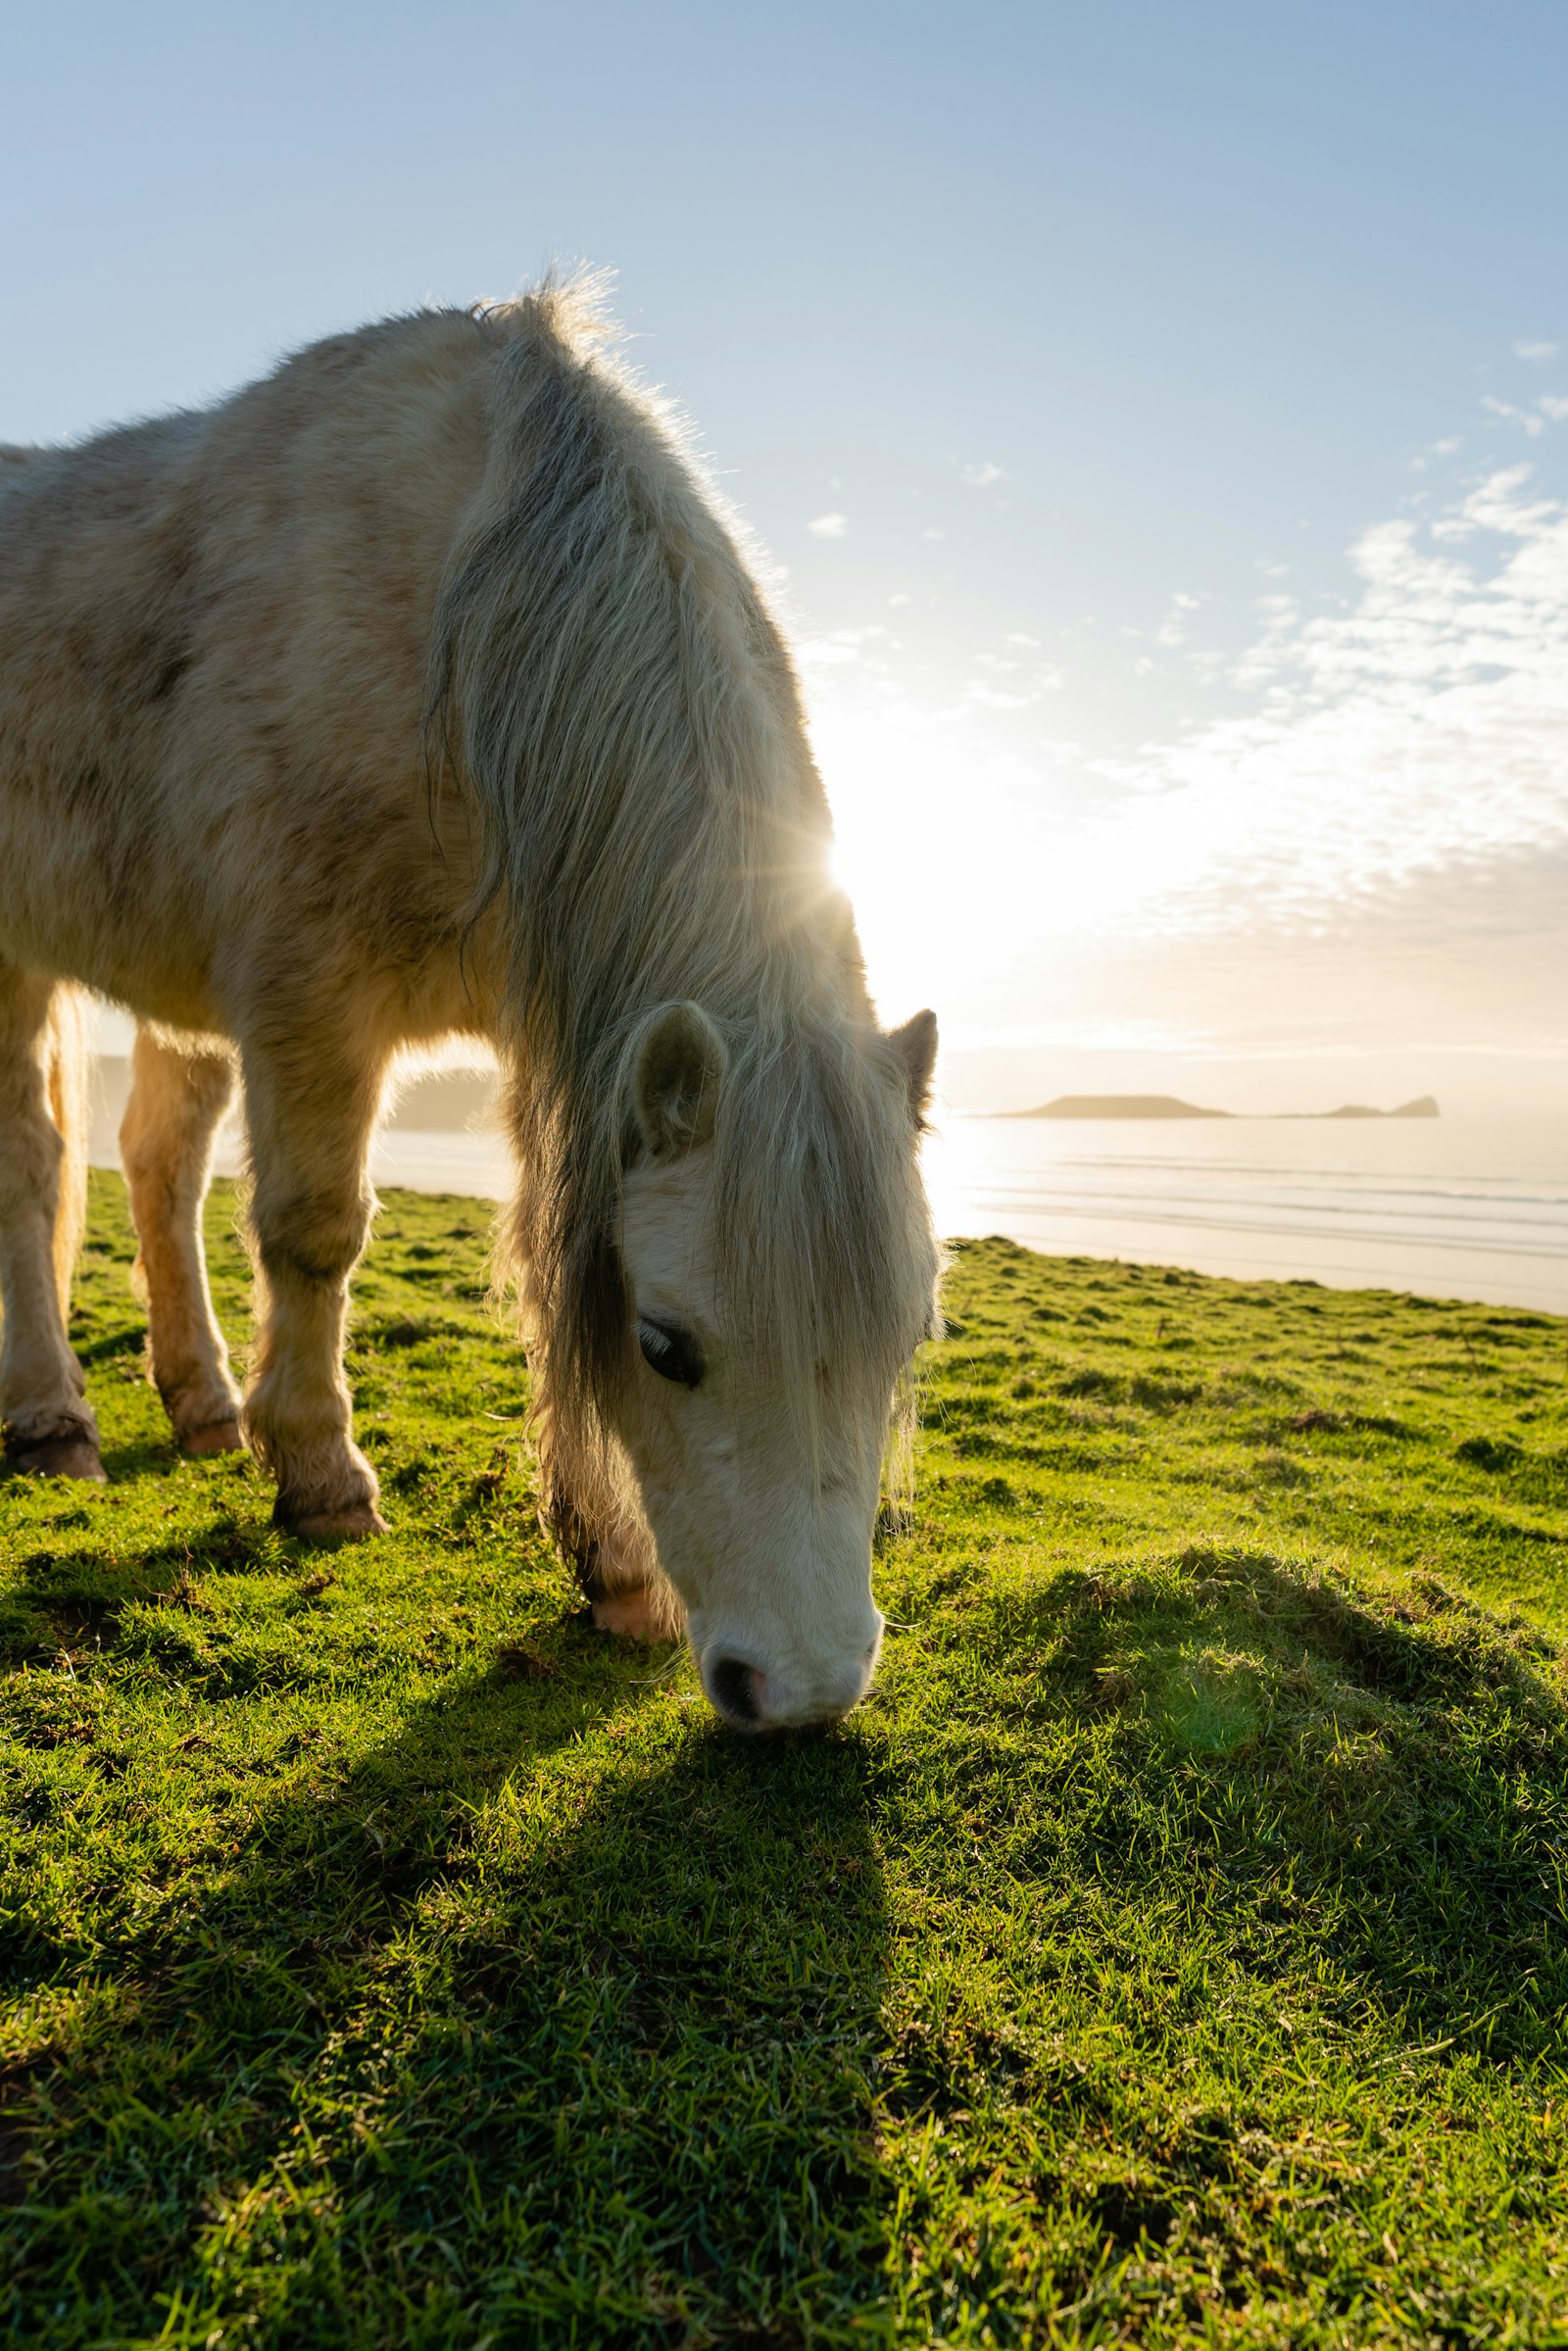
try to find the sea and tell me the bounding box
[87,1064,1568,1316]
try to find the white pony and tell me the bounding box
[0,278,941,1731]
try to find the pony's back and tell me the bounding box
[0,316,504,1011]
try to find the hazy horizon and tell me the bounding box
[82,1051,1567,1314]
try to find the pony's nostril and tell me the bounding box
[710,1653,761,1726]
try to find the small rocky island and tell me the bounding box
[1005,1093,1440,1120]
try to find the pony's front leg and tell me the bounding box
[240,1040,387,1542]
[583,1520,683,1641]
[0,967,100,1479]
[120,1028,244,1455]
[543,1471,683,1642]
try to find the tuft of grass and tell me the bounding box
[2,1193,1566,2345]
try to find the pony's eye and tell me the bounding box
[637,1315,705,1389]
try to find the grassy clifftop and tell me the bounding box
[3,1174,1566,2347]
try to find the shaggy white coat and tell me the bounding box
[0,278,940,1727]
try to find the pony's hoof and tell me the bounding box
[13,1435,107,1482]
[591,1585,666,1642]
[180,1418,245,1458]
[280,1500,388,1543]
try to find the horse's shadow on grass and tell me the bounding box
[15,1539,1568,2339]
[10,1648,893,2343]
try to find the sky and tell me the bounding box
[7,1,1566,1114]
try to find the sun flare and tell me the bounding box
[811,684,1168,1026]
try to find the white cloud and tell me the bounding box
[1154,589,1204,649]
[1095,465,1568,946]
[1483,394,1545,437]
[808,512,848,538]
[1429,463,1557,539]
[1513,340,1558,362]
[957,460,1006,487]
[888,591,913,608]
[797,630,877,678]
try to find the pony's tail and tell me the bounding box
[43,987,90,1317]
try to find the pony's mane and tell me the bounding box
[423,275,925,1519]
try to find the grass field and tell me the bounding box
[4,1171,1567,2347]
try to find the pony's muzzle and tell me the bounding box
[702,1641,879,1734]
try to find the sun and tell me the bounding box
[813,689,1095,1026]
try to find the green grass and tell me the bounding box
[4,1174,1568,2347]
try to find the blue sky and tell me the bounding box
[8,2,1567,1110]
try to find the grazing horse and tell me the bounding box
[0,278,941,1731]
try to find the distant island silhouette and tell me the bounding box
[1003,1093,1440,1121]
[89,1057,1443,1134]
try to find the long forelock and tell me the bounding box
[708,1024,926,1439]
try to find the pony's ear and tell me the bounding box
[630,1002,728,1159]
[887,1008,939,1123]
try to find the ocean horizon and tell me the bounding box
[86,1060,1568,1317]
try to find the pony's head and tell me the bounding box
[512,994,941,1733]
[610,1000,941,1730]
